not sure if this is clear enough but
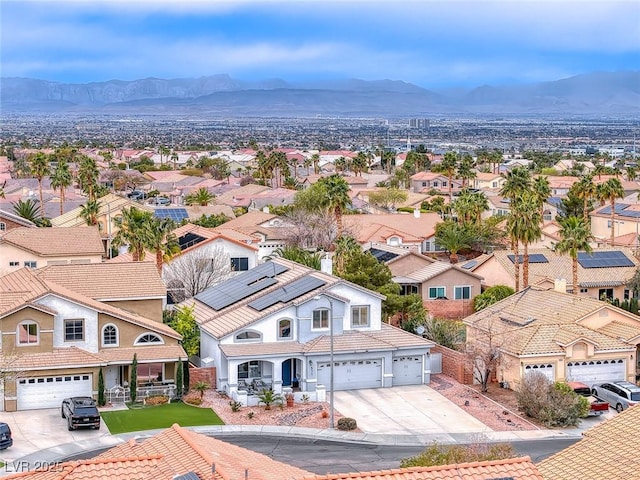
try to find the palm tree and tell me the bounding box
[77,155,100,201]
[573,175,597,223]
[511,191,542,289]
[311,153,320,175]
[457,153,476,188]
[320,174,351,239]
[554,216,592,295]
[597,177,625,245]
[434,220,472,264]
[12,199,42,224]
[29,152,50,209]
[184,187,215,206]
[532,175,551,222]
[79,199,101,227]
[147,217,180,274]
[440,151,459,200]
[50,159,73,216]
[112,207,153,262]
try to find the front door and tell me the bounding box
[105,366,119,389]
[282,359,292,386]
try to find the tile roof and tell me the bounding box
[345,213,441,243]
[98,345,187,364]
[171,223,258,254]
[36,262,166,299]
[50,193,154,227]
[3,346,104,371]
[299,456,543,480]
[538,401,640,480]
[0,209,37,227]
[489,247,639,287]
[464,287,640,356]
[1,226,104,256]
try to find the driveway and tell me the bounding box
[0,408,111,468]
[333,385,495,436]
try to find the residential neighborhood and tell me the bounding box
[1,142,640,479]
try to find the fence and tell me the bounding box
[106,384,177,404]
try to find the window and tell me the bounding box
[230,257,249,271]
[454,286,471,300]
[17,321,38,345]
[400,284,418,296]
[428,287,446,299]
[599,288,614,301]
[580,288,588,293]
[9,261,19,267]
[24,261,37,268]
[442,181,447,187]
[492,181,498,188]
[388,236,400,246]
[278,319,292,339]
[313,309,329,329]
[433,181,439,187]
[102,324,118,346]
[422,182,427,187]
[235,331,261,342]
[351,306,369,327]
[137,363,163,383]
[238,360,261,379]
[64,319,84,341]
[134,333,163,345]
[0,222,5,231]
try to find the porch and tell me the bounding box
[106,383,178,404]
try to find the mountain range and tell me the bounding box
[1,71,638,117]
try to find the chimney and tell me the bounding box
[262,206,270,214]
[414,208,420,218]
[554,278,567,293]
[320,255,333,275]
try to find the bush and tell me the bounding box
[400,441,517,467]
[229,400,243,412]
[145,395,169,406]
[515,371,551,418]
[337,417,358,431]
[182,392,202,406]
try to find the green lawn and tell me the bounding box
[101,402,224,434]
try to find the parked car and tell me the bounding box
[568,381,609,416]
[0,422,12,450]
[127,190,145,200]
[591,381,640,413]
[61,397,101,430]
[150,196,170,206]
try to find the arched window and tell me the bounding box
[235,331,261,342]
[102,324,118,347]
[278,319,292,339]
[17,321,39,345]
[134,333,164,345]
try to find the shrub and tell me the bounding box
[229,400,243,412]
[321,410,329,419]
[400,441,517,468]
[145,395,169,406]
[182,392,202,406]
[515,371,550,418]
[247,411,255,419]
[301,394,310,403]
[256,389,284,410]
[337,417,357,431]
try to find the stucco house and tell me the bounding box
[464,285,640,390]
[410,171,463,195]
[0,266,185,411]
[186,258,434,406]
[0,226,104,276]
[0,209,36,232]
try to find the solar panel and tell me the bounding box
[154,208,189,221]
[178,232,206,250]
[507,254,548,264]
[577,251,635,269]
[195,261,289,310]
[461,260,477,269]
[369,248,400,263]
[248,276,327,311]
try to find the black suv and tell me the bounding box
[0,423,12,450]
[61,397,101,430]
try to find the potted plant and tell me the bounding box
[285,392,295,407]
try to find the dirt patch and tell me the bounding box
[431,374,541,431]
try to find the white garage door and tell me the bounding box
[392,356,423,386]
[524,363,555,382]
[17,374,93,410]
[566,359,625,386]
[317,359,382,391]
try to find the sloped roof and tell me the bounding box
[401,260,483,283]
[300,456,543,480]
[36,262,166,299]
[1,226,104,257]
[345,213,441,243]
[50,193,153,227]
[0,209,36,227]
[538,402,640,479]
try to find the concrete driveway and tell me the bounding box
[0,408,111,467]
[333,385,493,436]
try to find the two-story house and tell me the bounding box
[410,172,463,195]
[186,258,434,406]
[0,266,185,411]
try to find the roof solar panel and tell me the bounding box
[154,208,189,221]
[507,254,548,264]
[461,260,477,269]
[577,250,635,269]
[178,232,206,250]
[248,276,327,311]
[369,248,400,263]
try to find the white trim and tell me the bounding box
[133,332,165,345]
[101,323,120,348]
[16,320,40,347]
[96,295,166,302]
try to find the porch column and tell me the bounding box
[271,359,283,394]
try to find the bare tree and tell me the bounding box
[0,351,26,398]
[283,210,338,251]
[464,318,511,393]
[163,245,235,302]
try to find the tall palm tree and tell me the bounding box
[532,175,551,222]
[184,187,215,206]
[311,153,320,175]
[50,159,73,216]
[554,216,592,295]
[512,191,542,289]
[112,207,153,262]
[147,217,180,274]
[573,174,597,223]
[79,199,101,227]
[597,177,625,245]
[440,151,459,200]
[457,153,476,188]
[77,155,100,201]
[320,174,351,239]
[29,152,50,209]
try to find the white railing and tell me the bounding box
[106,384,177,404]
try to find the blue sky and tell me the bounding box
[1,0,638,88]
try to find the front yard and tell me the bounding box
[101,402,224,434]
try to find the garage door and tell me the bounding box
[392,356,423,386]
[17,374,93,410]
[317,359,382,391]
[524,363,555,382]
[566,359,625,386]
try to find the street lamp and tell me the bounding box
[315,295,335,429]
